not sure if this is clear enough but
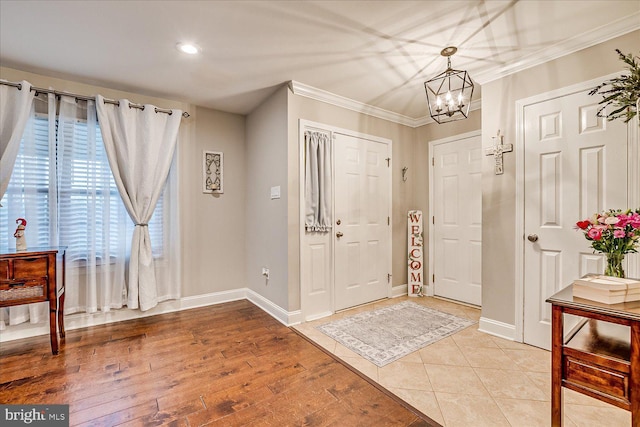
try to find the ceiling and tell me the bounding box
[1,1,638,121]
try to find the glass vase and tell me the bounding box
[604,253,625,278]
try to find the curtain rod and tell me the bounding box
[1,80,190,118]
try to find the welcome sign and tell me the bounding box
[408,210,423,297]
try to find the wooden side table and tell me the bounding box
[547,285,639,427]
[0,247,66,354]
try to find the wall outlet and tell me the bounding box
[261,267,270,279]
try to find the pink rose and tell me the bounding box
[587,228,602,240]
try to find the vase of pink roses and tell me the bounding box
[575,208,640,278]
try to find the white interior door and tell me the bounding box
[523,89,627,350]
[334,133,390,311]
[432,134,482,305]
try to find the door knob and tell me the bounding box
[336,231,344,238]
[527,234,538,242]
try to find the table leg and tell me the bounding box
[551,305,563,426]
[58,251,65,338]
[631,322,639,427]
[58,289,65,338]
[49,297,58,355]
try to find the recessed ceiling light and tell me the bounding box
[176,43,200,55]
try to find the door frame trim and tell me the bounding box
[428,130,482,299]
[514,71,638,342]
[298,119,393,320]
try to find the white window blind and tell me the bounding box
[0,114,165,260]
[0,115,51,249]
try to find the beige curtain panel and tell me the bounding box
[304,130,332,232]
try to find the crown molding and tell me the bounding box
[289,80,481,128]
[473,12,640,85]
[289,80,418,127]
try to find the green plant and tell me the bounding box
[588,49,640,124]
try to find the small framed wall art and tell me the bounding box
[203,151,223,193]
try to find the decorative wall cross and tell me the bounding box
[485,130,513,175]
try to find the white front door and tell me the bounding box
[522,89,627,350]
[334,133,390,310]
[432,134,482,305]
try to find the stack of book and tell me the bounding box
[572,274,640,304]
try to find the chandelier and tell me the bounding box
[424,46,474,124]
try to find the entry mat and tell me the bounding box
[316,301,475,367]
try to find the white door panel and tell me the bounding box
[334,134,390,310]
[433,135,482,305]
[523,90,627,350]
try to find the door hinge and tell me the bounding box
[386,157,391,167]
[432,157,434,166]
[432,216,435,225]
[432,274,435,283]
[388,273,392,283]
[387,216,390,225]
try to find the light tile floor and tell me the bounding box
[293,296,631,427]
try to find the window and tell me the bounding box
[0,107,165,262]
[2,92,179,316]
[0,115,51,249]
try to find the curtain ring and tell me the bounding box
[155,107,173,115]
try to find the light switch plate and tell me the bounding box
[270,186,281,199]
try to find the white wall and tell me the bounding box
[245,85,291,310]
[182,106,246,297]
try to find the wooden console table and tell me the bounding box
[0,247,66,354]
[547,285,639,426]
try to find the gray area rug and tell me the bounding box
[316,300,475,367]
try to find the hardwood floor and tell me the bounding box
[0,300,438,426]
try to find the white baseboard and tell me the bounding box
[245,289,302,326]
[0,288,300,343]
[179,288,246,310]
[392,283,408,298]
[0,302,186,342]
[478,316,516,341]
